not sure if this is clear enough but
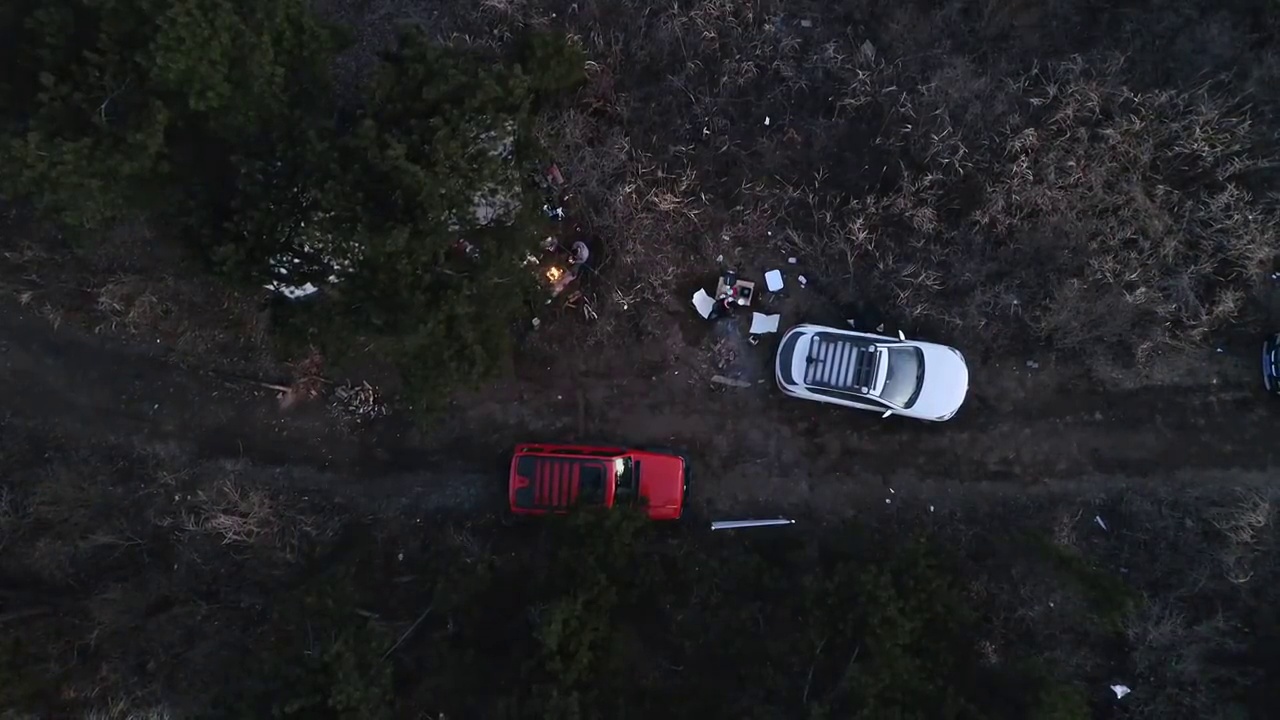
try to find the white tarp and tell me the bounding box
[692,288,715,319]
[749,313,780,334]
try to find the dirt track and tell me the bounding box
[3,302,1276,520]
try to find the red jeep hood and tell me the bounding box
[637,454,686,519]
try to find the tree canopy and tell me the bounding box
[0,0,586,406]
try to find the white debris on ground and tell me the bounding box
[764,269,784,291]
[1095,515,1108,531]
[749,313,780,334]
[265,238,357,299]
[1110,685,1131,700]
[332,381,388,423]
[692,288,716,319]
[267,120,524,299]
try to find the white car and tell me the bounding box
[774,324,969,422]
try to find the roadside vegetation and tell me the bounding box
[4,0,1278,397]
[1,0,585,407]
[0,430,1276,717]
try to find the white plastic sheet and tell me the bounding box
[749,313,780,334]
[692,288,715,319]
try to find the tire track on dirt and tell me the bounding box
[0,308,501,512]
[3,305,1277,518]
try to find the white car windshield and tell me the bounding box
[880,346,924,407]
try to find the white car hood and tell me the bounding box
[908,342,969,420]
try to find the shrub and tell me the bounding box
[0,0,338,230]
[787,55,1279,365]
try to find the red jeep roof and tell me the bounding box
[509,454,612,513]
[508,444,688,520]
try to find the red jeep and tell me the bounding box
[508,443,689,520]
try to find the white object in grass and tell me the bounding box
[692,288,715,319]
[750,313,780,334]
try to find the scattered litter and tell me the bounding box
[889,488,895,494]
[711,519,795,531]
[715,254,724,264]
[860,39,876,61]
[542,204,565,220]
[531,317,541,328]
[748,336,760,346]
[1026,360,1040,369]
[1215,347,1224,353]
[692,288,715,319]
[764,269,784,292]
[545,164,565,187]
[787,257,797,264]
[1110,685,1131,700]
[800,19,813,28]
[332,381,388,423]
[764,116,771,126]
[885,498,891,504]
[716,272,756,307]
[798,274,808,287]
[711,375,752,389]
[1094,515,1108,532]
[749,312,780,334]
[929,505,935,512]
[846,318,857,328]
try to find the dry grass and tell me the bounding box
[81,698,173,720]
[162,478,330,559]
[93,276,165,336]
[510,0,1280,367]
[1210,487,1274,586]
[782,55,1277,364]
[170,479,278,545]
[1122,601,1250,719]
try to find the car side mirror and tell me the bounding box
[897,330,906,341]
[881,409,893,419]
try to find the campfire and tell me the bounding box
[546,266,564,283]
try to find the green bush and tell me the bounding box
[518,31,588,99]
[0,0,338,230]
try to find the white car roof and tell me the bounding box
[777,324,969,421]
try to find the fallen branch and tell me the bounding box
[383,604,434,660]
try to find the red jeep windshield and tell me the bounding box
[613,457,637,504]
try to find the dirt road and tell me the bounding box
[1,304,1275,518]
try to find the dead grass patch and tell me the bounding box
[162,479,331,559]
[93,276,166,335]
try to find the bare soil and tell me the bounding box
[2,280,1275,522]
